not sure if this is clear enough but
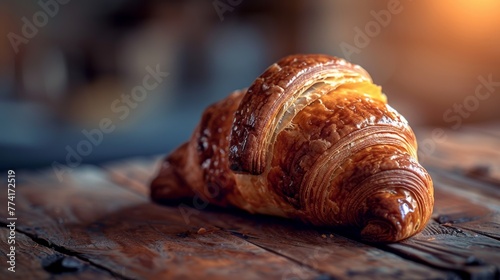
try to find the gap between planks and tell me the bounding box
[0,226,119,280]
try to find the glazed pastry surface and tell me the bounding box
[151,54,434,242]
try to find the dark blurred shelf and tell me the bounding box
[0,99,206,170]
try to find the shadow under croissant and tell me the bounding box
[148,198,356,237]
[150,196,419,244]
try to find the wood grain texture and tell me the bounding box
[385,220,500,279]
[0,166,148,243]
[102,156,160,197]
[432,178,500,241]
[417,124,500,184]
[0,228,115,280]
[181,207,452,279]
[0,166,319,280]
[75,203,319,279]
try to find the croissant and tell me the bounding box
[151,54,434,242]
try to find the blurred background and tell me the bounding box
[1,0,499,170]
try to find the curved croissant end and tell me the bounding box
[151,54,434,242]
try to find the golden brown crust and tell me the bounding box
[229,54,372,175]
[150,143,196,202]
[151,54,434,242]
[268,90,415,209]
[193,91,244,206]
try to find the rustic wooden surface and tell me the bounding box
[1,123,499,279]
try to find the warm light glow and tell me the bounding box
[429,0,500,41]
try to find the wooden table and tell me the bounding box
[1,124,499,279]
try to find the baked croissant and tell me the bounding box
[151,54,434,242]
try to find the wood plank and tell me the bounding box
[185,208,453,279]
[102,153,500,279]
[168,196,500,279]
[431,173,500,241]
[429,168,500,206]
[0,167,319,280]
[0,228,115,280]
[0,167,148,241]
[75,203,319,279]
[416,124,500,184]
[384,220,500,279]
[101,156,160,197]
[451,213,500,241]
